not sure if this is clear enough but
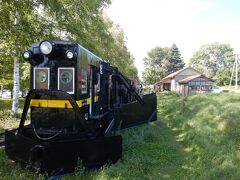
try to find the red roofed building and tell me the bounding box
[154,67,214,95]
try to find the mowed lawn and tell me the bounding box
[0,93,240,179]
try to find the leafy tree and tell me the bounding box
[0,0,60,116]
[41,0,137,78]
[189,42,234,78]
[142,47,169,85]
[215,68,232,86]
[215,64,240,86]
[108,25,138,79]
[0,0,138,116]
[163,43,185,75]
[142,44,184,85]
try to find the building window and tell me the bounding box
[195,81,200,85]
[201,86,206,90]
[190,85,198,90]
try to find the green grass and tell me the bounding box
[0,93,240,179]
[0,99,25,133]
[0,99,44,180]
[158,93,240,179]
[220,85,240,90]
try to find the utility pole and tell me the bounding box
[236,55,238,89]
[229,54,239,90]
[229,60,235,88]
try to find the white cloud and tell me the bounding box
[106,0,240,78]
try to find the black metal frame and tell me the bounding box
[5,129,122,175]
[18,89,88,135]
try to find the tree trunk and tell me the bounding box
[0,85,3,98]
[11,57,20,117]
[11,10,20,118]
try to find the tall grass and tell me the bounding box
[0,99,26,135]
[0,93,239,179]
[158,93,240,179]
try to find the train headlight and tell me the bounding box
[60,71,72,84]
[38,70,47,83]
[66,50,74,59]
[23,50,33,60]
[39,41,53,55]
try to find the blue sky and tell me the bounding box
[106,0,240,78]
[206,0,239,22]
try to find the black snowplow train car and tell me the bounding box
[5,40,157,175]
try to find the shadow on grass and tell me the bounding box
[66,121,189,180]
[47,93,240,179]
[0,149,44,180]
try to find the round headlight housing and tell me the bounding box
[60,71,72,84]
[37,71,47,83]
[39,41,53,55]
[66,50,74,59]
[23,50,33,60]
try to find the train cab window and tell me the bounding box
[81,68,87,94]
[34,67,50,89]
[97,73,100,92]
[58,67,75,94]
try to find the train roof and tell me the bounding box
[31,40,104,62]
[31,40,77,47]
[77,44,103,62]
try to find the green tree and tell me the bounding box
[163,43,185,75]
[142,47,169,85]
[215,65,240,86]
[215,68,232,86]
[0,0,59,116]
[142,44,184,85]
[41,0,137,79]
[0,0,138,116]
[108,25,138,79]
[189,42,234,78]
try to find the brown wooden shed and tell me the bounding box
[178,74,214,95]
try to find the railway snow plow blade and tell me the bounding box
[115,93,157,129]
[5,89,122,175]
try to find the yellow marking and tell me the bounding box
[30,99,73,108]
[48,100,72,108]
[30,96,99,109]
[94,96,99,102]
[76,100,83,107]
[30,99,48,108]
[87,98,91,104]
